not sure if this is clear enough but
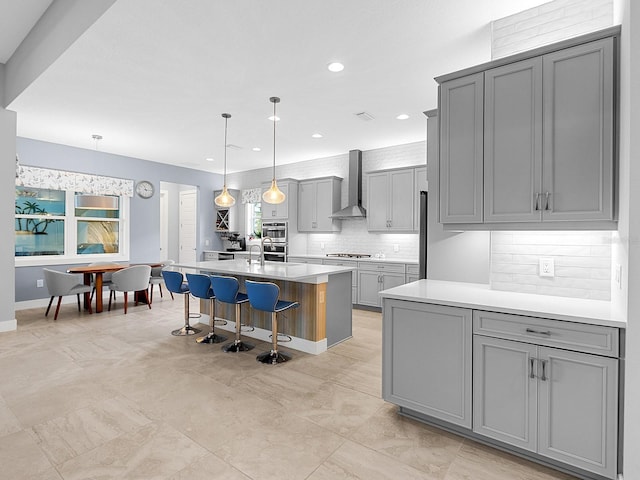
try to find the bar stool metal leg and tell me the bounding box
[172,293,201,336]
[222,303,254,352]
[196,298,226,344]
[257,312,291,364]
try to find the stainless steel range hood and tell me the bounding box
[330,149,366,219]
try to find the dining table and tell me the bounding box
[68,263,162,313]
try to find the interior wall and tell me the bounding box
[1,108,17,331]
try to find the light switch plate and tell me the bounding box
[539,257,555,277]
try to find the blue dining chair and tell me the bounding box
[186,273,226,344]
[210,275,254,352]
[162,270,201,336]
[244,280,298,364]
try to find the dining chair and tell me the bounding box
[108,265,152,314]
[89,261,119,304]
[43,268,93,320]
[149,259,175,303]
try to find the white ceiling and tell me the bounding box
[5,0,550,174]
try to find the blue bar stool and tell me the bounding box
[162,270,202,336]
[245,280,298,365]
[210,275,254,352]
[186,273,227,344]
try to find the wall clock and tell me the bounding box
[136,180,155,199]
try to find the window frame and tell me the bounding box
[15,189,130,267]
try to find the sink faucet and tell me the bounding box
[260,236,273,266]
[248,244,261,265]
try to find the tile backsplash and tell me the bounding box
[490,231,613,300]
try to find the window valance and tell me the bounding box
[16,165,134,197]
[242,188,262,204]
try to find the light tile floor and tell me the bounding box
[2,293,579,479]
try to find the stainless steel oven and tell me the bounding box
[261,222,287,242]
[261,222,287,261]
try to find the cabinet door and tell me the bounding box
[542,38,614,222]
[439,72,484,224]
[473,336,537,452]
[315,179,336,231]
[263,183,289,219]
[414,166,427,230]
[297,182,315,231]
[484,58,543,223]
[381,272,406,292]
[389,169,415,231]
[382,301,472,428]
[537,347,618,478]
[357,270,382,307]
[367,172,390,230]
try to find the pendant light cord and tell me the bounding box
[272,99,277,180]
[224,115,228,186]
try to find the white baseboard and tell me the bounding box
[206,315,328,355]
[0,319,17,333]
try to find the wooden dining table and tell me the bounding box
[68,263,162,313]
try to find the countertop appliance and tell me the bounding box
[226,233,246,252]
[261,221,287,262]
[419,190,428,279]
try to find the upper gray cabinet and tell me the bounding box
[298,177,342,232]
[438,30,617,228]
[367,168,416,232]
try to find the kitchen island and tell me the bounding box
[173,259,354,354]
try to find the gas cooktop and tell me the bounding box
[326,253,372,258]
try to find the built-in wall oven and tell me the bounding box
[261,221,287,262]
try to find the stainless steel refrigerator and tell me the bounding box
[419,190,428,279]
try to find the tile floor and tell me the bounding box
[1,292,580,479]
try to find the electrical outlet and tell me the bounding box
[539,258,555,277]
[320,242,325,250]
[36,279,44,288]
[393,244,399,253]
[615,264,622,289]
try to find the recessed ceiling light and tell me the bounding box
[396,114,410,120]
[327,62,344,72]
[311,133,323,138]
[268,115,280,122]
[206,157,214,162]
[252,147,261,152]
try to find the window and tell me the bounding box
[15,186,128,262]
[245,202,262,239]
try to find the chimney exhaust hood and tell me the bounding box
[330,149,366,219]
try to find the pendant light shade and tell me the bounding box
[215,113,236,208]
[262,96,286,205]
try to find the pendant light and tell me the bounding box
[214,113,236,207]
[262,96,286,204]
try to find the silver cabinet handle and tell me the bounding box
[544,192,550,211]
[529,357,536,379]
[534,192,540,211]
[540,359,548,381]
[526,328,551,336]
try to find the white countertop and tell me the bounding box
[288,253,418,264]
[173,259,354,284]
[379,279,627,328]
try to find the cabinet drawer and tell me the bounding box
[406,264,419,275]
[358,262,406,273]
[203,252,217,261]
[473,310,619,357]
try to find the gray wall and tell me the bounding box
[1,108,17,329]
[15,137,224,302]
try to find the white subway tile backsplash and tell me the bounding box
[491,231,613,301]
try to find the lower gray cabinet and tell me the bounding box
[474,335,618,479]
[382,300,472,428]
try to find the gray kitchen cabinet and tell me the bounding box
[358,262,406,308]
[298,177,341,232]
[367,168,416,232]
[287,256,323,265]
[484,58,542,223]
[413,166,427,230]
[214,188,240,232]
[438,72,484,224]
[541,38,614,222]
[438,32,617,227]
[405,264,420,283]
[323,258,357,304]
[261,179,297,220]
[382,300,472,428]
[473,311,619,479]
